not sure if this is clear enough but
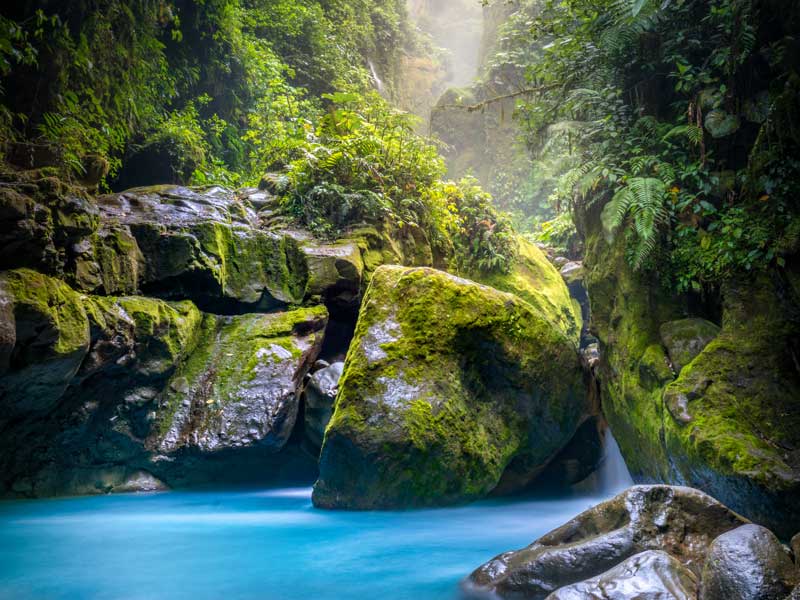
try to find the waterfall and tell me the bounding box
[368,61,385,94]
[596,429,634,494]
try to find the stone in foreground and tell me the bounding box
[547,550,698,600]
[313,265,586,509]
[465,485,748,600]
[699,524,799,600]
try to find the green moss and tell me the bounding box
[96,227,143,294]
[151,305,328,441]
[1,268,90,357]
[662,279,800,491]
[315,265,586,508]
[192,222,309,304]
[479,238,582,345]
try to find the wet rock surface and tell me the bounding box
[546,550,698,600]
[304,361,344,448]
[314,265,586,509]
[699,524,799,600]
[151,306,328,454]
[466,485,748,599]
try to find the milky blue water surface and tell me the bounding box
[0,436,632,600]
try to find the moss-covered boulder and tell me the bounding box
[659,317,720,374]
[580,197,800,538]
[82,295,202,382]
[313,266,586,509]
[92,186,311,306]
[151,306,328,454]
[0,268,90,415]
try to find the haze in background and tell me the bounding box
[408,0,483,88]
[400,0,484,124]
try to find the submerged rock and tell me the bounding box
[465,485,748,599]
[313,265,586,509]
[699,524,799,600]
[547,550,698,600]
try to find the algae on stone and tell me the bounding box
[313,265,586,509]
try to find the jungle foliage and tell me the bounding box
[0,0,517,275]
[497,0,800,291]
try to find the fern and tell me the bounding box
[663,124,704,146]
[602,177,668,268]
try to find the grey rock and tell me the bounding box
[304,361,344,448]
[546,550,697,600]
[153,307,328,454]
[466,485,748,600]
[699,524,799,600]
[659,318,720,374]
[559,261,584,285]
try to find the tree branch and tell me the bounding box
[432,84,562,113]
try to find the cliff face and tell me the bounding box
[579,197,800,539]
[428,2,534,216]
[0,168,583,504]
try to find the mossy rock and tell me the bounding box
[0,268,90,415]
[312,265,586,509]
[92,186,311,306]
[479,238,582,345]
[659,317,720,374]
[82,295,203,380]
[661,279,800,538]
[580,196,800,538]
[301,239,364,309]
[151,305,328,454]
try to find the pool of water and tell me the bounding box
[0,437,632,600]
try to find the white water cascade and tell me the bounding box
[595,428,634,494]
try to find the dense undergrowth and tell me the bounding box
[0,0,518,275]
[483,0,799,291]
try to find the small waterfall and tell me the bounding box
[368,60,385,94]
[596,429,634,494]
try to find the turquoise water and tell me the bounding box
[0,437,632,600]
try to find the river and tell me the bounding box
[0,434,631,600]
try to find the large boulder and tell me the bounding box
[151,306,328,454]
[579,196,800,538]
[547,550,698,600]
[465,485,748,599]
[0,268,90,415]
[313,265,586,509]
[699,524,799,600]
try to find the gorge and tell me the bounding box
[1,0,799,598]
